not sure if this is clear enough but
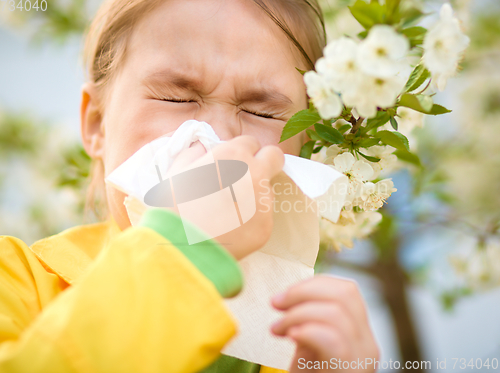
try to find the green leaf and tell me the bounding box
[390,116,398,130]
[398,94,451,115]
[348,0,386,30]
[314,123,344,144]
[429,104,452,115]
[295,67,307,75]
[338,124,352,134]
[312,146,323,154]
[401,26,427,47]
[404,64,430,92]
[357,137,380,148]
[358,151,381,162]
[322,118,333,127]
[306,129,323,142]
[299,140,315,159]
[391,131,410,150]
[409,70,430,92]
[376,130,409,151]
[393,149,421,166]
[385,0,401,20]
[401,26,427,37]
[399,8,426,28]
[363,111,390,133]
[357,30,369,39]
[280,109,321,143]
[398,93,434,113]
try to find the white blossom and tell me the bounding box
[381,106,424,148]
[342,74,405,118]
[313,28,409,119]
[303,70,343,119]
[422,3,470,91]
[310,145,328,163]
[332,152,374,205]
[450,243,500,291]
[320,210,383,251]
[363,146,399,179]
[357,25,410,78]
[316,37,360,93]
[326,144,344,158]
[396,106,424,134]
[323,144,348,165]
[333,152,374,185]
[357,178,397,211]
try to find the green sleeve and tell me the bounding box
[138,208,243,298]
[200,354,261,373]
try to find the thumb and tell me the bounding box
[167,140,207,177]
[255,145,285,180]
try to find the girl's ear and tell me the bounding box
[80,82,105,160]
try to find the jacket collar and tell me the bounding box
[29,217,122,285]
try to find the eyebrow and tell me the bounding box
[142,70,294,112]
[238,89,294,112]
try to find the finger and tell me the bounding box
[273,275,360,309]
[271,301,360,341]
[272,276,367,323]
[287,323,350,362]
[232,135,262,154]
[216,135,262,158]
[167,141,207,176]
[255,145,285,180]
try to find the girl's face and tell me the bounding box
[81,0,310,229]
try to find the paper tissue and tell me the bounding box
[105,119,348,370]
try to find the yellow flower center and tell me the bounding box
[376,47,387,57]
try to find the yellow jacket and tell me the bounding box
[0,208,288,373]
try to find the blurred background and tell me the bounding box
[0,0,499,371]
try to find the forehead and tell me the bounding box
[125,0,306,97]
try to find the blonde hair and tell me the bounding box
[82,0,327,222]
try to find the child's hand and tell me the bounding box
[271,275,379,373]
[167,135,285,260]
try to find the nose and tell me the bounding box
[193,102,242,141]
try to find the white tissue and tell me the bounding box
[105,119,348,370]
[106,120,348,224]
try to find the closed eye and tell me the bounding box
[241,109,278,120]
[159,97,196,103]
[157,97,278,120]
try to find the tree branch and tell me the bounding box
[349,115,365,134]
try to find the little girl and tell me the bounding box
[0,0,379,372]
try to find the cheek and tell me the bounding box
[243,120,304,156]
[277,133,305,156]
[102,99,195,175]
[247,122,305,155]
